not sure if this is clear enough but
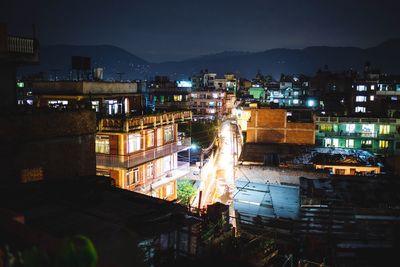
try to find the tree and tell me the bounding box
[177,180,196,206]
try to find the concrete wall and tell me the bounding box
[246,108,315,144]
[0,110,96,183]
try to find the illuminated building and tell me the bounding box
[31,81,192,200]
[315,116,400,155]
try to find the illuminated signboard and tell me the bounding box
[177,81,192,88]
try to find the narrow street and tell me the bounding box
[200,119,239,208]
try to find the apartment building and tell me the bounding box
[96,111,192,200]
[315,116,400,155]
[190,90,226,120]
[31,81,192,200]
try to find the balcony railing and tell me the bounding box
[7,36,36,54]
[99,110,192,132]
[316,116,399,124]
[316,131,398,139]
[96,137,191,168]
[137,161,190,194]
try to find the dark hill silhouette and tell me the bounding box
[19,39,400,80]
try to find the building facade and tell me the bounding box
[315,116,400,155]
[246,108,315,144]
[96,111,192,200]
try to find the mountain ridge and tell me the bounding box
[19,39,400,80]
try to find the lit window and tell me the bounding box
[379,125,390,134]
[164,126,174,143]
[379,140,389,149]
[345,139,354,148]
[127,168,139,185]
[345,124,356,133]
[391,96,398,101]
[146,162,153,178]
[370,95,374,101]
[356,96,367,102]
[356,85,367,91]
[165,183,174,197]
[332,138,339,147]
[209,101,215,107]
[146,130,154,148]
[324,138,332,147]
[355,106,366,113]
[362,124,375,137]
[212,93,218,99]
[96,135,110,154]
[91,101,99,112]
[320,124,332,132]
[173,95,182,102]
[371,85,375,90]
[128,134,141,153]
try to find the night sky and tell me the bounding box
[2,0,400,62]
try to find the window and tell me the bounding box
[209,101,215,107]
[345,139,354,148]
[173,95,182,102]
[325,138,332,147]
[165,183,174,197]
[163,156,172,173]
[356,85,367,91]
[355,106,366,113]
[371,85,375,90]
[164,126,174,143]
[370,95,374,101]
[362,124,375,137]
[356,96,367,102]
[379,125,390,134]
[332,138,339,147]
[320,124,332,132]
[146,162,153,178]
[91,101,99,112]
[128,134,141,153]
[379,140,389,149]
[345,124,356,133]
[127,168,139,185]
[105,100,119,115]
[96,135,110,154]
[146,130,154,148]
[361,140,372,148]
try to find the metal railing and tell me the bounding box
[316,132,398,139]
[96,137,191,168]
[137,161,190,193]
[7,36,36,54]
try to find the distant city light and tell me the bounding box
[307,99,316,107]
[177,81,192,87]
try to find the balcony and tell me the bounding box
[98,110,192,132]
[316,131,398,139]
[96,137,191,168]
[137,161,190,194]
[0,35,39,63]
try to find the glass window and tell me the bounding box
[362,124,375,137]
[127,168,139,185]
[379,125,390,134]
[355,106,366,113]
[128,134,141,153]
[345,139,354,148]
[320,124,333,132]
[345,124,356,133]
[166,183,174,196]
[173,95,182,101]
[146,162,153,178]
[370,85,375,90]
[356,96,367,102]
[91,101,99,112]
[370,95,374,101]
[146,130,154,148]
[96,135,110,154]
[379,140,389,148]
[164,126,174,143]
[325,138,332,147]
[332,138,339,147]
[356,85,367,91]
